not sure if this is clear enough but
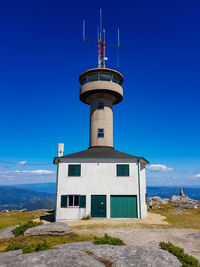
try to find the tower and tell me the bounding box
[80,9,123,148]
[79,68,123,148]
[54,9,149,222]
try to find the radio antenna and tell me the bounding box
[83,9,120,68]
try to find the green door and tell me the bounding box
[91,195,106,218]
[111,195,137,218]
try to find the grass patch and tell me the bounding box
[5,241,52,254]
[159,241,199,267]
[93,234,125,246]
[22,241,52,254]
[85,250,114,267]
[0,233,93,253]
[0,210,47,230]
[12,221,42,236]
[82,215,91,220]
[152,203,200,229]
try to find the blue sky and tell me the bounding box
[0,0,200,186]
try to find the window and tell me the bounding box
[100,73,111,81]
[61,195,86,208]
[112,75,119,84]
[98,102,104,110]
[98,128,104,138]
[68,164,81,176]
[116,164,130,176]
[68,195,79,207]
[88,73,98,82]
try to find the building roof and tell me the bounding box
[53,146,149,164]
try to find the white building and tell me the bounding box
[54,67,149,221]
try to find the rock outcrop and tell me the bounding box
[24,222,72,236]
[170,195,199,209]
[0,225,18,239]
[0,242,181,267]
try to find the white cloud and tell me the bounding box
[194,174,200,179]
[146,164,173,172]
[0,170,55,176]
[18,161,27,165]
[13,170,55,175]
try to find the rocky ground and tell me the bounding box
[67,214,200,262]
[0,242,181,267]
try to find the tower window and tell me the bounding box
[100,73,111,81]
[98,102,104,110]
[98,128,104,138]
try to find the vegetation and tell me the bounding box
[5,241,52,254]
[159,241,199,267]
[85,250,114,267]
[12,221,42,236]
[82,215,91,220]
[0,210,47,230]
[93,234,125,246]
[0,233,93,253]
[152,203,200,229]
[22,241,52,254]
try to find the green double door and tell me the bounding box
[110,195,137,218]
[91,195,106,218]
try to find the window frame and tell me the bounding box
[116,164,130,177]
[97,128,104,138]
[68,195,80,207]
[68,164,81,177]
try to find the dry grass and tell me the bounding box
[0,210,48,230]
[0,233,94,253]
[151,203,200,229]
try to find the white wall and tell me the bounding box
[56,161,147,221]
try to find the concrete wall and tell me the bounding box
[56,160,147,221]
[89,98,113,147]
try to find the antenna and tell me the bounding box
[82,9,120,68]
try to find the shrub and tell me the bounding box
[12,221,42,236]
[93,234,125,246]
[82,215,91,220]
[5,243,23,251]
[22,241,52,254]
[159,241,199,267]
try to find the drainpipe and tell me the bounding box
[137,159,141,219]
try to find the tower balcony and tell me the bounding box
[79,68,124,105]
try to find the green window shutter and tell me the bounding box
[117,164,129,176]
[68,164,81,176]
[79,195,86,208]
[61,195,68,208]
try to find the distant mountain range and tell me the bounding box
[0,185,55,210]
[0,183,199,211]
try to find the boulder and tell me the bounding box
[24,222,72,236]
[0,242,181,267]
[171,195,199,209]
[148,196,169,205]
[0,225,18,239]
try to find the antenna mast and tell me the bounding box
[83,9,120,69]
